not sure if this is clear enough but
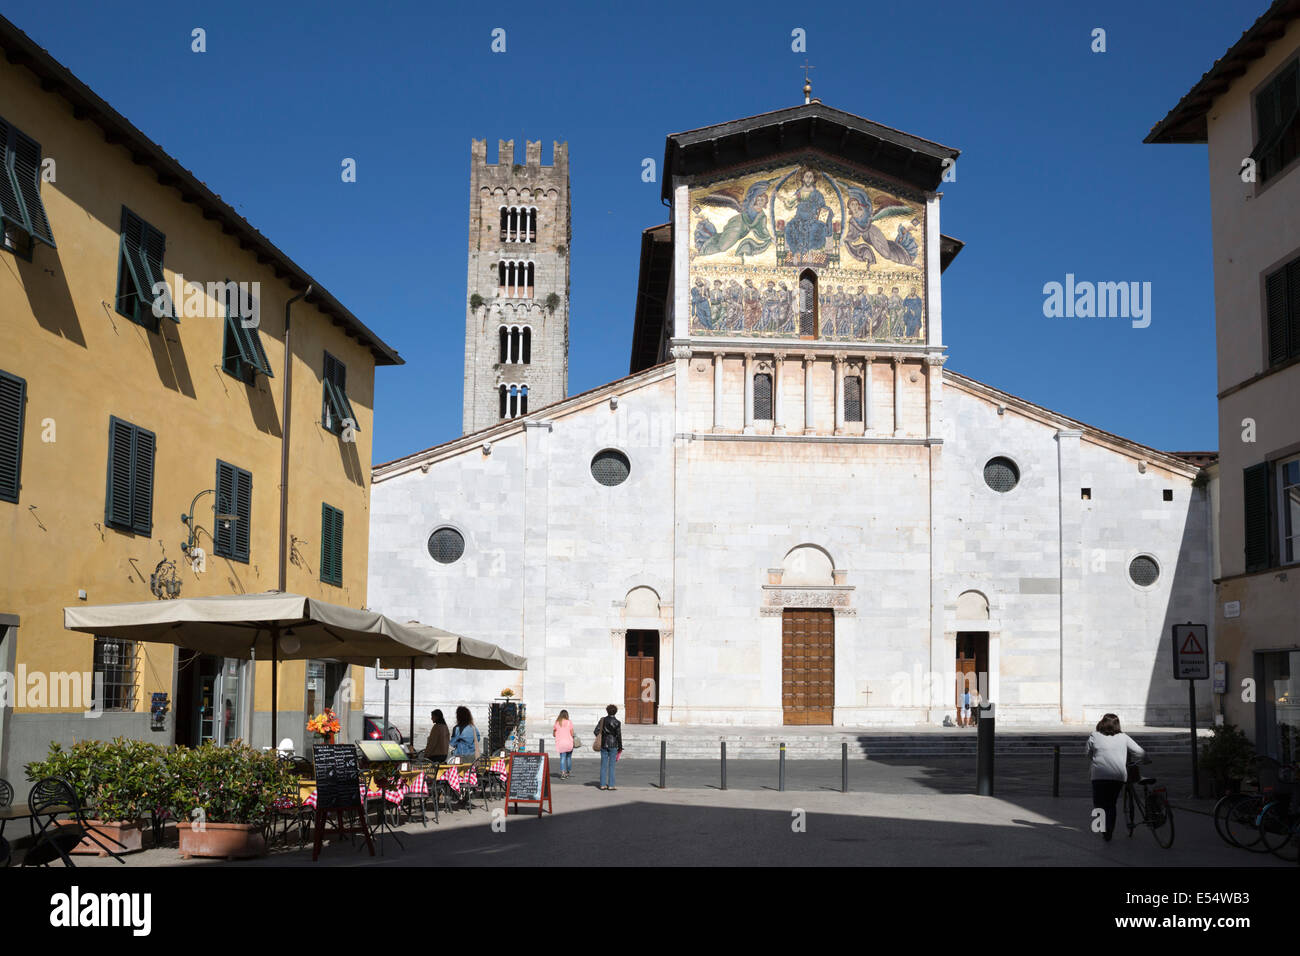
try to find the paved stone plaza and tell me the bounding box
[68,756,1292,868]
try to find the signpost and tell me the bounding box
[311,743,374,861]
[504,752,552,817]
[376,661,398,733]
[1172,623,1209,798]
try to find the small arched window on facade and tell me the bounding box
[498,325,509,363]
[499,206,538,243]
[521,326,531,363]
[754,372,773,420]
[799,270,818,338]
[845,375,863,422]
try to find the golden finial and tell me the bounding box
[801,61,814,104]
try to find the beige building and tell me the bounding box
[0,16,402,779]
[1147,0,1300,760]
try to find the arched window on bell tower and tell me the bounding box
[799,269,818,339]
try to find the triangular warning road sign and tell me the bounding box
[1180,631,1204,655]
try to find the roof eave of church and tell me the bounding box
[1145,0,1300,144]
[373,361,676,481]
[661,101,960,201]
[944,370,1213,478]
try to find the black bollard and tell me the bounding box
[659,740,666,790]
[538,737,545,754]
[842,741,849,793]
[976,703,995,796]
[1052,744,1060,797]
[721,741,727,791]
[779,742,786,792]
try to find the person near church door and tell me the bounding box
[1086,713,1145,841]
[595,705,623,790]
[959,688,972,728]
[553,709,576,778]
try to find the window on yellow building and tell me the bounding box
[0,115,55,257]
[214,460,252,562]
[0,369,25,504]
[320,503,343,586]
[220,280,272,382]
[322,352,360,437]
[105,416,155,536]
[115,207,175,329]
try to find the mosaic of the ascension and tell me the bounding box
[688,162,926,342]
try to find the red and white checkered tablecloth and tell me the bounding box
[403,773,429,797]
[437,766,478,793]
[490,758,508,777]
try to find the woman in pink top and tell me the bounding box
[553,710,576,778]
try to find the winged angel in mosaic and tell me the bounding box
[693,180,774,262]
[842,186,919,266]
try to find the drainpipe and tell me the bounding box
[279,284,312,592]
[270,284,310,749]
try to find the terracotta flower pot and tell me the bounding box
[56,818,144,856]
[177,821,266,860]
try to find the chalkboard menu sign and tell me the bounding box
[505,752,552,817]
[313,744,362,810]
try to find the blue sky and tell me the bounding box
[16,0,1264,460]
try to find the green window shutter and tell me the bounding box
[0,118,22,227]
[214,460,236,557]
[139,223,175,322]
[1267,267,1289,367]
[130,426,155,537]
[321,353,360,434]
[105,417,135,529]
[117,209,147,320]
[1288,258,1300,364]
[234,466,252,561]
[9,127,53,247]
[320,503,342,586]
[1244,463,1271,573]
[222,283,272,378]
[0,369,25,503]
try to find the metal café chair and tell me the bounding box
[402,759,435,826]
[24,777,128,867]
[0,779,11,866]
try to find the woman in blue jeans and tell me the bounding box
[595,704,623,790]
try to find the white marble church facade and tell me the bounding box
[367,102,1214,734]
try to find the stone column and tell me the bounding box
[712,352,724,431]
[743,352,755,434]
[864,356,874,433]
[833,353,846,435]
[773,352,787,434]
[925,354,945,439]
[803,354,816,433]
[893,357,903,437]
[1057,429,1084,723]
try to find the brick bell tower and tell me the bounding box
[463,138,570,434]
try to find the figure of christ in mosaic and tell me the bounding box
[693,180,774,262]
[781,168,836,260]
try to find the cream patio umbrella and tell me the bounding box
[63,592,524,747]
[385,622,527,749]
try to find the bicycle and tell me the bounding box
[1213,755,1288,851]
[1124,763,1175,848]
[1255,763,1299,862]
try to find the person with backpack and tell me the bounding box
[594,704,623,790]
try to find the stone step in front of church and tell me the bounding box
[557,725,1202,760]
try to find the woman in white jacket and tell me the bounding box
[1086,713,1145,841]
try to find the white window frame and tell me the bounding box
[1278,454,1300,565]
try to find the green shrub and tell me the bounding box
[165,742,296,826]
[1199,722,1255,786]
[26,737,168,822]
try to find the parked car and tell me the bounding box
[363,715,408,745]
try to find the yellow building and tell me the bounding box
[0,16,402,780]
[1147,1,1300,760]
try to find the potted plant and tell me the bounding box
[167,742,295,859]
[24,738,164,855]
[1199,722,1255,796]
